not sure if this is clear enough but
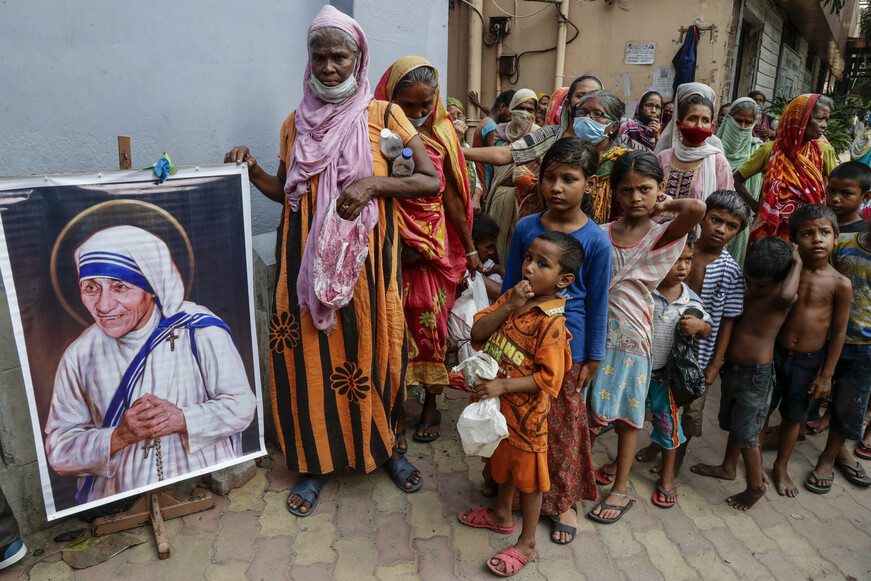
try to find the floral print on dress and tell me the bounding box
[330,362,370,404]
[269,311,300,352]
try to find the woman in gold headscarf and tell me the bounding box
[375,57,480,445]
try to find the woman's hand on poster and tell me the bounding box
[139,394,188,439]
[336,178,375,220]
[223,146,258,170]
[110,396,161,453]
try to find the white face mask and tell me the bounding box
[409,109,432,128]
[308,67,358,103]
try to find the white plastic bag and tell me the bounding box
[447,273,490,350]
[454,352,508,456]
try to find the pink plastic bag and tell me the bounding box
[313,200,370,310]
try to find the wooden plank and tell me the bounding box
[117,136,131,170]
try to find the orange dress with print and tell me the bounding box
[472,290,572,492]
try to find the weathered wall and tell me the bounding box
[448,0,737,118]
[0,0,448,237]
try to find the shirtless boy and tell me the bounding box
[768,205,851,497]
[692,236,801,510]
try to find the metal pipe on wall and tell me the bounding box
[467,0,484,119]
[553,0,570,93]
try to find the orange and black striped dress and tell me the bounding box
[270,101,416,475]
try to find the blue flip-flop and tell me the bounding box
[286,476,326,517]
[384,456,423,492]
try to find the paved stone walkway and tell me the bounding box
[2,385,870,580]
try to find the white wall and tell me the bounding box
[355,0,449,90]
[0,0,448,236]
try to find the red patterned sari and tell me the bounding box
[749,94,826,243]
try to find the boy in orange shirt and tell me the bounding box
[458,231,577,577]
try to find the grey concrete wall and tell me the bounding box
[0,0,449,237]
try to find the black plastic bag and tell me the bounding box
[665,307,706,407]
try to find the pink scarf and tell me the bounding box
[284,5,376,331]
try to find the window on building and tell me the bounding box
[781,22,799,51]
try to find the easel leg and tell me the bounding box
[149,492,171,559]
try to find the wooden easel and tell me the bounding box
[89,137,217,559]
[92,490,215,559]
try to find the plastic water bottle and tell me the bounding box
[392,148,415,177]
[379,128,404,160]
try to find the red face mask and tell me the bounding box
[678,122,713,146]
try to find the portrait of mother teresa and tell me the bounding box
[43,226,256,504]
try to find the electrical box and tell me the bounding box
[489,16,511,42]
[499,55,516,76]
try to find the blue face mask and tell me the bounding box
[573,116,609,144]
[409,109,432,128]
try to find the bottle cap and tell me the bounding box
[380,128,392,139]
[402,148,413,159]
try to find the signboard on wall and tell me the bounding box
[775,45,802,100]
[625,41,656,65]
[0,165,265,520]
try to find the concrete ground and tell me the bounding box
[2,385,870,581]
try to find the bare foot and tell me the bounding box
[635,442,662,463]
[726,483,767,511]
[590,492,631,520]
[806,414,830,435]
[690,463,736,480]
[552,507,577,543]
[414,403,441,441]
[773,462,798,497]
[762,471,770,485]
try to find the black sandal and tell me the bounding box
[549,505,577,544]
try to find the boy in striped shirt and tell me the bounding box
[637,191,749,475]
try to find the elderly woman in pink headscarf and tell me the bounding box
[225,5,440,517]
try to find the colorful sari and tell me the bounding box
[271,7,408,475]
[619,91,660,151]
[375,56,473,389]
[545,88,568,126]
[591,145,632,224]
[749,94,825,243]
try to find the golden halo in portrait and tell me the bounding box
[50,200,195,326]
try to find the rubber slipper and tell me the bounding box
[458,508,516,534]
[803,470,834,494]
[548,505,577,545]
[486,546,535,577]
[651,482,677,509]
[835,458,871,487]
[384,456,423,492]
[286,476,326,517]
[855,442,871,461]
[594,465,616,486]
[587,498,634,524]
[413,411,442,443]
